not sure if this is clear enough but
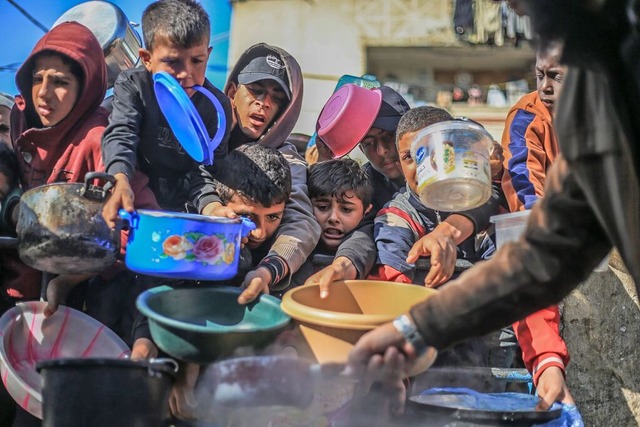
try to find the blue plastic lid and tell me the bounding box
[153,72,226,165]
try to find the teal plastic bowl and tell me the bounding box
[136,286,291,364]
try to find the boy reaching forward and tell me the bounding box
[292,159,373,287]
[101,0,234,222]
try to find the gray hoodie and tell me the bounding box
[224,43,320,285]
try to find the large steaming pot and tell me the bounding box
[52,1,142,87]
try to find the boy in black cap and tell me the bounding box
[222,43,321,305]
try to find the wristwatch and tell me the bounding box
[393,314,429,357]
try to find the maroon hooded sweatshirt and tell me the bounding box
[4,22,157,300]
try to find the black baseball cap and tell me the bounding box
[371,86,411,132]
[238,53,291,99]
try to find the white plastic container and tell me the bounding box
[411,120,493,212]
[489,210,532,249]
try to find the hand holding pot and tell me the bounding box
[535,366,575,410]
[103,173,134,229]
[238,267,271,304]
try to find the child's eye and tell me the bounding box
[341,207,354,214]
[267,214,281,221]
[314,204,329,211]
[401,153,412,162]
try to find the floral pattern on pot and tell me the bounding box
[159,232,236,265]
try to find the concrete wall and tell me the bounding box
[229,1,366,135]
[562,251,640,425]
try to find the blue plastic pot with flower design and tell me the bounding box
[118,209,255,280]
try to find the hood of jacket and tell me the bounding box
[225,43,303,150]
[12,21,108,143]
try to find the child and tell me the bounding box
[223,43,321,304]
[292,159,373,287]
[370,106,498,285]
[101,0,234,223]
[4,21,159,426]
[212,143,292,277]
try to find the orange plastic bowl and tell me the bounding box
[281,280,438,372]
[0,302,130,419]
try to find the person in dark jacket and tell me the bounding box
[101,0,234,222]
[348,0,640,414]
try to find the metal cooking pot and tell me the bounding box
[16,172,119,275]
[52,1,142,87]
[37,358,177,427]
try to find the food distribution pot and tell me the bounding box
[37,358,177,427]
[16,172,118,275]
[119,209,255,280]
[52,1,142,87]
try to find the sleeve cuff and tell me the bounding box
[532,353,566,385]
[106,161,133,179]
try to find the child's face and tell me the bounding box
[31,55,80,127]
[359,128,403,180]
[312,191,371,251]
[227,80,289,140]
[397,130,420,195]
[226,194,285,249]
[140,37,211,98]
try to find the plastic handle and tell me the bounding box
[240,217,256,237]
[193,85,227,165]
[117,208,139,229]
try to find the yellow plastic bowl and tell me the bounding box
[281,280,437,371]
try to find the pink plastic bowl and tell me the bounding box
[0,302,130,419]
[316,84,383,157]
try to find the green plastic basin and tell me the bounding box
[136,286,291,363]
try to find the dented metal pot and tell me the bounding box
[16,172,119,275]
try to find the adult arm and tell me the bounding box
[410,157,611,350]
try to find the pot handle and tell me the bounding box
[193,85,227,165]
[240,216,256,237]
[118,208,140,230]
[148,358,179,375]
[82,172,116,201]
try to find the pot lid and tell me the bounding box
[153,71,213,164]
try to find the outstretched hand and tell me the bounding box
[237,267,271,305]
[303,256,357,299]
[406,231,456,288]
[43,273,93,317]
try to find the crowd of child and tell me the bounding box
[0,0,573,424]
